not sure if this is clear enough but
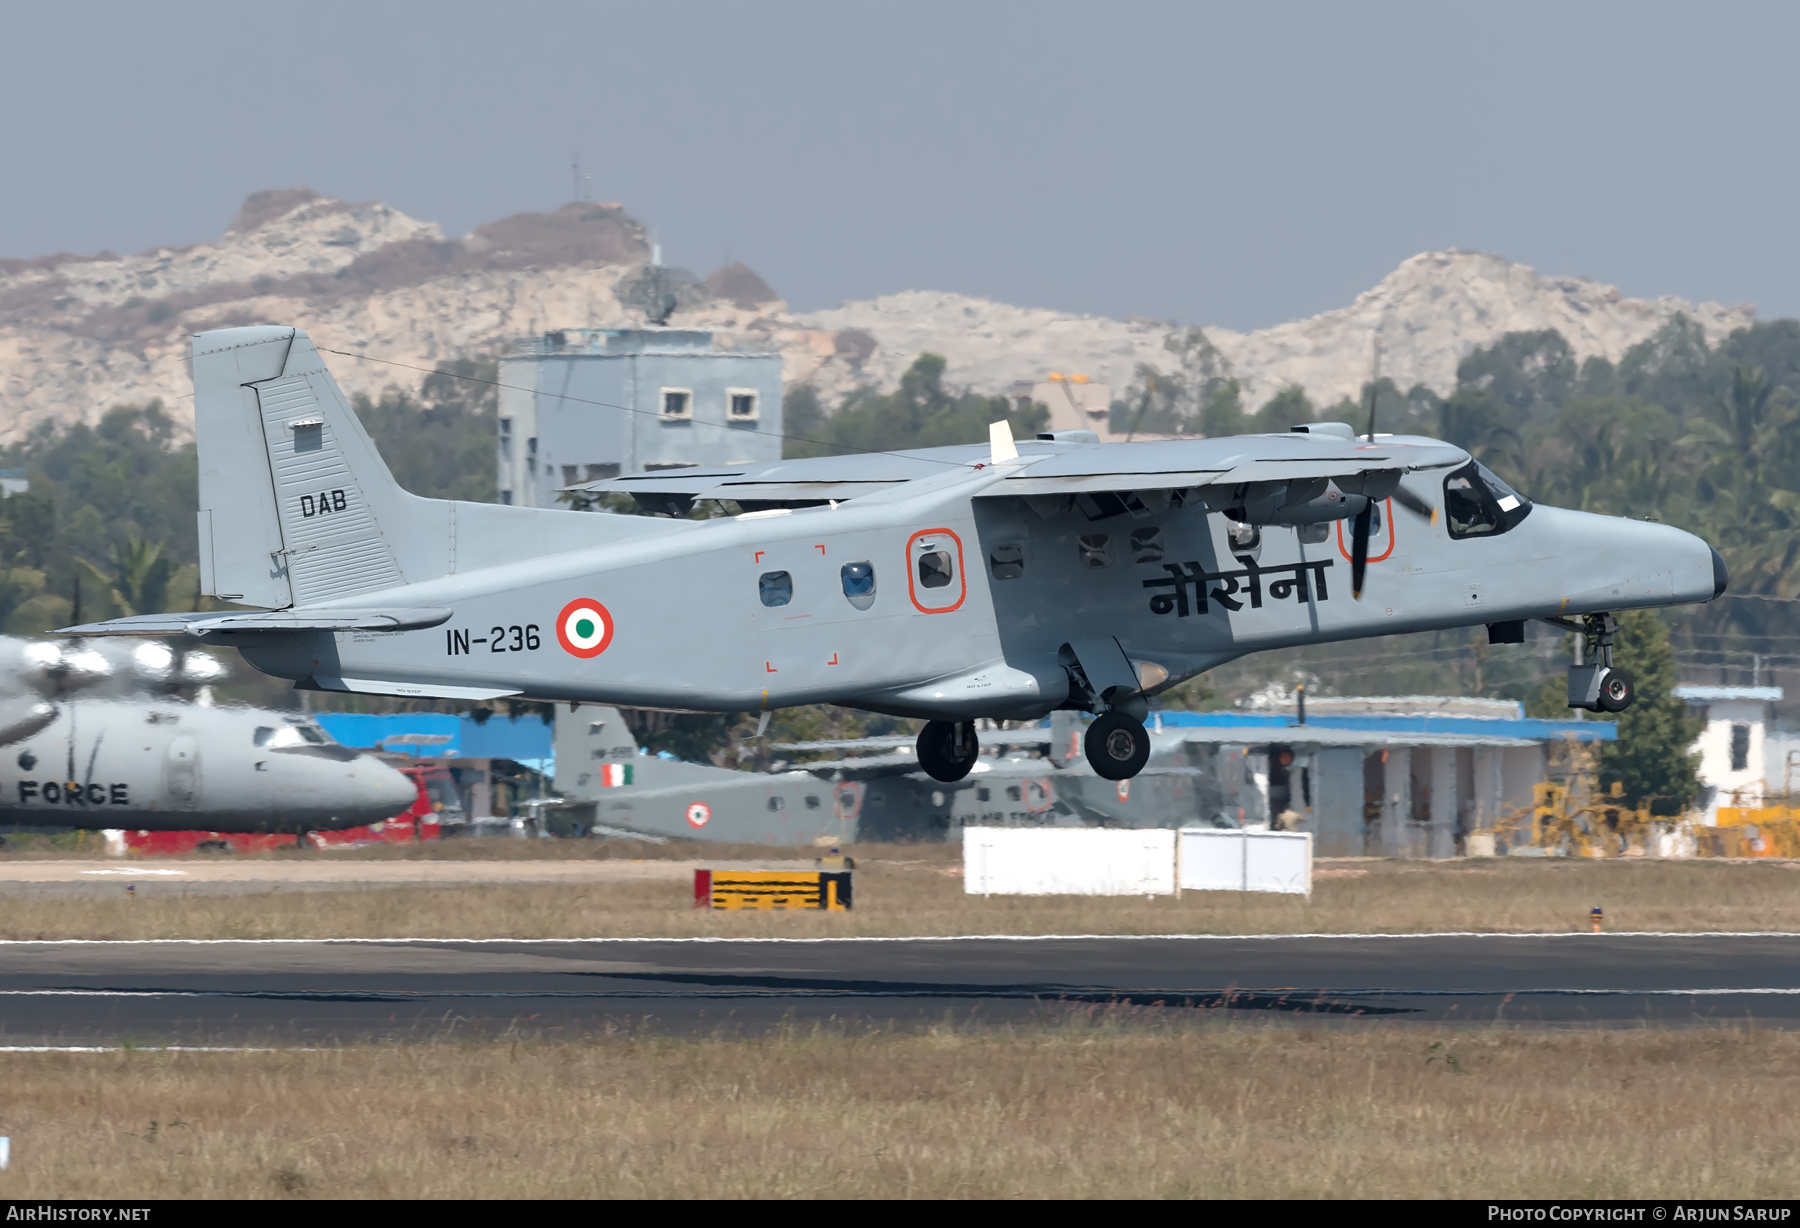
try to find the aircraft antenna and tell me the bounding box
[1364,334,1383,441]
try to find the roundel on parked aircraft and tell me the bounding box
[686,802,712,829]
[556,599,614,658]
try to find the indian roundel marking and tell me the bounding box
[686,801,712,829]
[555,598,614,658]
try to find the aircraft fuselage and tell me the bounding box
[228,449,1720,723]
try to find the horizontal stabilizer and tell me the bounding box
[56,607,454,638]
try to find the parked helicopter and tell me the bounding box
[64,326,1725,786]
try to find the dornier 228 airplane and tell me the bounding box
[62,325,1727,784]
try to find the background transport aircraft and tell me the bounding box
[544,707,1267,842]
[0,636,416,835]
[65,326,1725,790]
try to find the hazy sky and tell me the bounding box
[4,2,1796,330]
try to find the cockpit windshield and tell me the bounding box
[1443,461,1532,539]
[253,721,333,749]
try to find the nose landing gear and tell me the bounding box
[1564,613,1635,713]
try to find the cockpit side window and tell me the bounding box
[1444,461,1532,540]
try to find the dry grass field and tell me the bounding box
[0,851,1797,939]
[0,1023,1792,1199]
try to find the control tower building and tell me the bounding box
[497,328,783,508]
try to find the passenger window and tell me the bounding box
[759,570,793,607]
[1078,533,1112,568]
[1130,527,1164,563]
[841,561,877,610]
[1226,520,1260,552]
[253,726,274,747]
[917,551,954,589]
[989,543,1025,580]
[1297,522,1330,545]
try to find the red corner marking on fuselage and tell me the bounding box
[827,653,839,666]
[765,661,777,673]
[754,551,765,564]
[814,544,826,555]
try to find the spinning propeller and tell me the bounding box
[1349,337,1436,599]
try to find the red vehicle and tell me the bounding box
[120,765,456,855]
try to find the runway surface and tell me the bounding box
[0,933,1797,1043]
[0,858,786,897]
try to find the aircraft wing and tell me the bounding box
[567,433,1468,511]
[565,447,988,507]
[973,436,1469,498]
[56,607,454,637]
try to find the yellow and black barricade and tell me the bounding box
[695,869,853,911]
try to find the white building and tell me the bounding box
[496,328,783,509]
[1672,685,1785,811]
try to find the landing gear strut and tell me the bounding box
[1566,613,1635,713]
[917,719,979,782]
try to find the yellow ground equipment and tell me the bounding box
[1507,779,1659,857]
[1710,804,1800,858]
[695,869,853,911]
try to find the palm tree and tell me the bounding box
[76,532,173,618]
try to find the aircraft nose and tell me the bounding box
[360,758,419,819]
[1711,547,1730,599]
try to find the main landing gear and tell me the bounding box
[917,719,980,782]
[1084,710,1151,781]
[1565,613,1636,713]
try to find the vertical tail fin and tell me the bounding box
[194,326,409,607]
[192,325,688,612]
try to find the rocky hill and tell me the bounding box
[0,189,1757,441]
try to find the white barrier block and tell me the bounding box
[964,827,1176,896]
[1178,828,1312,895]
[1174,829,1248,892]
[1244,831,1312,894]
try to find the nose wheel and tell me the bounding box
[1565,613,1635,712]
[1085,711,1150,780]
[917,719,980,782]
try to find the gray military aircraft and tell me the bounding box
[0,636,416,834]
[65,325,1726,786]
[549,706,1265,843]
